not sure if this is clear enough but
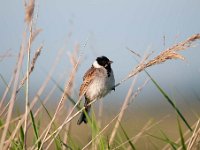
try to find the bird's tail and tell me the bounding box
[77,99,91,125]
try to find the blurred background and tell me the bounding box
[0,0,200,149]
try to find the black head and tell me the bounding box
[96,56,113,68]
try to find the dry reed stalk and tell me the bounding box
[23,4,40,146]
[23,2,41,144]
[59,45,80,111]
[60,48,81,150]
[109,78,148,146]
[0,45,26,114]
[0,42,25,149]
[26,73,67,134]
[39,83,93,150]
[24,6,40,141]
[187,119,200,149]
[0,17,29,148]
[3,47,65,149]
[39,41,86,150]
[24,19,33,149]
[43,98,83,150]
[0,115,23,131]
[62,105,73,150]
[177,127,200,150]
[37,47,81,150]
[109,77,138,145]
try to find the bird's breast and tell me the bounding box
[86,73,115,101]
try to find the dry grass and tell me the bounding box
[0,1,200,150]
[17,45,43,93]
[24,0,35,24]
[119,33,200,85]
[37,33,200,149]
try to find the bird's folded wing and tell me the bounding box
[79,67,97,98]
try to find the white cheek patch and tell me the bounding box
[93,60,102,68]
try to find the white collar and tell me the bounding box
[93,60,102,68]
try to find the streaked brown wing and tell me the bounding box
[79,66,97,97]
[83,66,95,81]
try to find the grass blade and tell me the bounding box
[160,131,178,150]
[147,132,178,150]
[19,125,25,149]
[0,119,3,127]
[107,136,110,150]
[145,70,192,131]
[119,122,136,150]
[177,118,187,150]
[30,109,41,149]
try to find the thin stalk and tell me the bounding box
[4,47,66,149]
[109,77,137,145]
[24,19,33,149]
[0,41,25,150]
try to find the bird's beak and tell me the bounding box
[109,60,113,64]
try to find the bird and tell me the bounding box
[77,56,115,125]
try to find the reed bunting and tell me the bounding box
[77,56,115,125]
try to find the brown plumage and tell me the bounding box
[79,66,96,99]
[77,56,115,125]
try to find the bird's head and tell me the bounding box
[93,56,113,68]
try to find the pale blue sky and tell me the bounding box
[0,0,200,103]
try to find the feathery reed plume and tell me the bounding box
[17,45,43,93]
[126,34,200,80]
[25,0,35,23]
[114,34,200,89]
